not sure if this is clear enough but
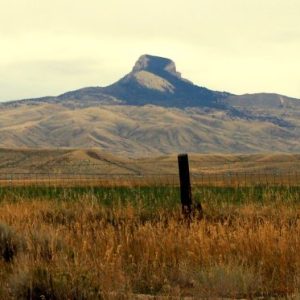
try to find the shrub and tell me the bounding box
[11,266,103,300]
[0,223,23,262]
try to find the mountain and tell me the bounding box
[1,54,300,155]
[101,55,230,108]
[5,54,230,109]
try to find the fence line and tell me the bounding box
[0,171,299,188]
[1,158,300,187]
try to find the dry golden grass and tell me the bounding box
[1,193,300,299]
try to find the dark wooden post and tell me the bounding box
[178,154,193,218]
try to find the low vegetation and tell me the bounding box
[0,185,300,299]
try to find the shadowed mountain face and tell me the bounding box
[102,55,230,108]
[1,54,300,154]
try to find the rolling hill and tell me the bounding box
[1,148,300,175]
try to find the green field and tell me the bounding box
[1,184,299,206]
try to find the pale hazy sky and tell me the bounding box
[0,0,300,101]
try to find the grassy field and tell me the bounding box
[1,149,300,191]
[1,185,300,299]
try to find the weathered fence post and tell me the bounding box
[178,153,203,220]
[178,154,193,218]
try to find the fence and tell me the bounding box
[0,159,300,187]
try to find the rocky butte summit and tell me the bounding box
[101,54,230,108]
[1,54,300,154]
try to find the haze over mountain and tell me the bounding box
[1,55,300,155]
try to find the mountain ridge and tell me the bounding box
[0,54,300,155]
[2,54,299,110]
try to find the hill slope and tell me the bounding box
[0,103,299,155]
[1,148,300,174]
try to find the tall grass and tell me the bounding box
[0,186,300,298]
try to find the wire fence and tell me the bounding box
[0,170,300,188]
[1,156,300,187]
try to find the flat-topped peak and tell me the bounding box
[132,54,181,78]
[100,54,228,107]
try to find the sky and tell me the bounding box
[0,0,300,101]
